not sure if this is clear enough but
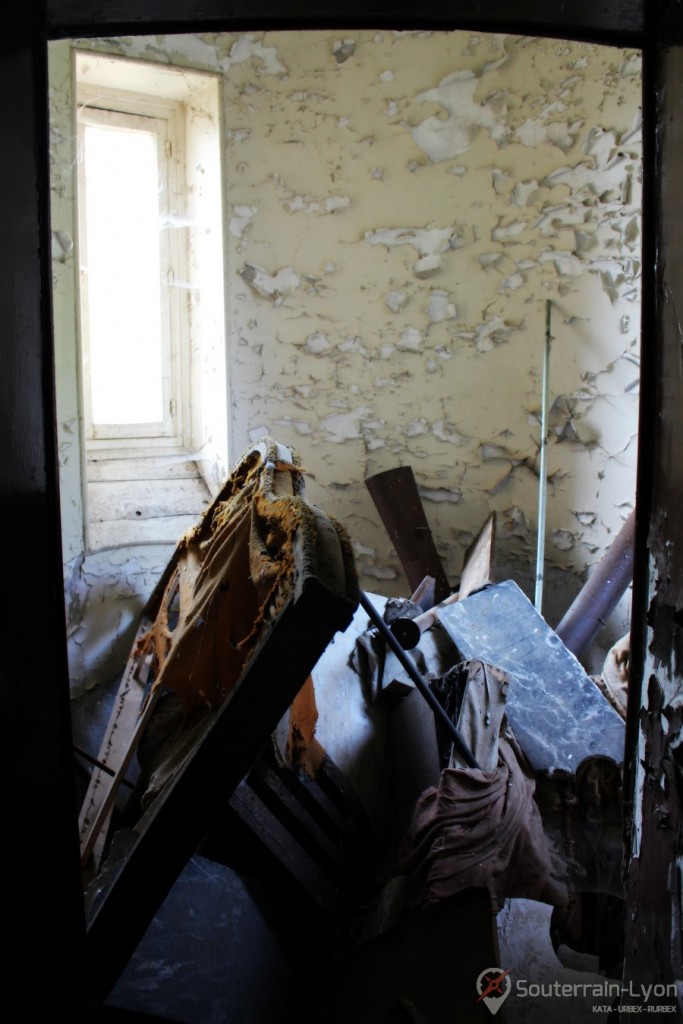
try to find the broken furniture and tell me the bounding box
[77,438,360,1011]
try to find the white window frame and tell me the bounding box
[76,83,192,456]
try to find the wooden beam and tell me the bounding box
[459,512,496,600]
[44,0,647,46]
[366,466,451,602]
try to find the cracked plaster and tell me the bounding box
[51,29,641,690]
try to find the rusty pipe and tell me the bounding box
[555,509,636,657]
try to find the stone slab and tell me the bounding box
[437,580,625,772]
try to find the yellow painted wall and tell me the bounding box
[50,30,641,688]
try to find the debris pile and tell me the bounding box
[71,446,633,1023]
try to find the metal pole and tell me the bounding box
[359,591,480,770]
[555,508,636,657]
[534,300,552,612]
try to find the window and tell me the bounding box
[74,54,228,550]
[78,96,188,445]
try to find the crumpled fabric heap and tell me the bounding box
[397,730,568,910]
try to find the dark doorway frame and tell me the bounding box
[3,2,664,1020]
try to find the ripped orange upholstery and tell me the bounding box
[142,438,344,717]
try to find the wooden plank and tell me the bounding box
[87,477,211,522]
[78,615,155,872]
[88,515,201,550]
[365,466,451,602]
[459,512,496,600]
[228,782,338,911]
[409,575,436,611]
[248,759,345,869]
[88,456,199,482]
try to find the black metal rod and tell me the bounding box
[359,591,481,770]
[73,745,134,789]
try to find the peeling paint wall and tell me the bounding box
[50,30,641,691]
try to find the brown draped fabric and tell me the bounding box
[397,730,567,909]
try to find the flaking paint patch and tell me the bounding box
[51,30,642,686]
[364,226,460,276]
[239,263,301,302]
[228,204,258,239]
[411,69,508,162]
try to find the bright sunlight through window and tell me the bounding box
[82,116,166,427]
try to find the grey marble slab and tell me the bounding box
[437,580,625,772]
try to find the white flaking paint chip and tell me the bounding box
[414,254,443,277]
[473,315,511,352]
[283,193,350,215]
[492,219,525,242]
[428,290,457,322]
[552,529,577,551]
[333,39,356,63]
[620,52,641,76]
[361,564,398,581]
[325,195,351,213]
[282,419,314,435]
[411,69,507,162]
[320,406,372,443]
[500,272,525,293]
[397,326,423,351]
[228,35,288,75]
[352,539,376,558]
[418,487,462,503]
[404,418,430,437]
[433,420,466,445]
[492,169,510,195]
[479,252,504,269]
[502,506,530,537]
[515,117,582,152]
[366,226,456,256]
[510,179,539,206]
[228,204,258,238]
[226,129,251,144]
[306,332,332,355]
[544,155,632,201]
[365,226,456,277]
[239,263,301,303]
[385,290,405,313]
[479,443,512,461]
[538,248,584,276]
